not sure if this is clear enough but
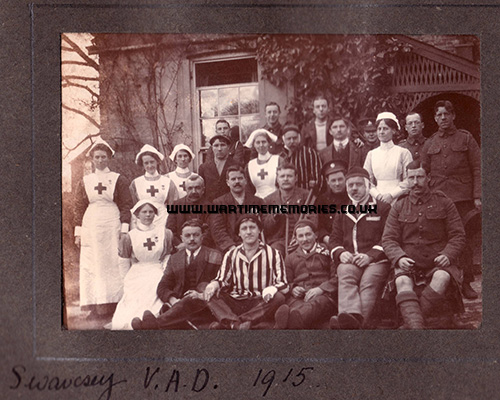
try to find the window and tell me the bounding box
[196,57,260,147]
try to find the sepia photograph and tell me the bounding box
[61,33,482,332]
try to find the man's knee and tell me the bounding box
[395,275,414,292]
[337,263,358,280]
[432,269,451,286]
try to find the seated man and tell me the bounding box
[329,167,391,329]
[274,220,337,329]
[131,219,221,330]
[382,161,466,329]
[166,174,212,250]
[210,165,264,254]
[203,214,288,330]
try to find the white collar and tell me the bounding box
[137,221,155,231]
[257,152,272,162]
[186,247,202,259]
[302,242,317,254]
[175,167,190,174]
[333,138,349,148]
[95,167,111,175]
[380,140,395,150]
[145,171,160,178]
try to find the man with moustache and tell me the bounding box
[329,167,391,329]
[198,134,236,202]
[210,166,264,253]
[382,162,466,329]
[279,124,323,191]
[166,174,213,249]
[421,100,481,299]
[204,214,288,330]
[358,117,379,151]
[131,219,222,330]
[263,163,315,255]
[399,112,427,161]
[319,115,367,169]
[302,95,334,152]
[315,160,349,246]
[274,220,337,329]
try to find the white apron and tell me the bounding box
[111,225,167,330]
[80,171,123,307]
[166,170,195,199]
[248,155,280,199]
[132,175,173,228]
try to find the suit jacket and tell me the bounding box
[285,243,337,296]
[157,246,222,302]
[198,158,236,202]
[210,192,264,253]
[319,140,367,171]
[263,187,316,245]
[301,118,333,149]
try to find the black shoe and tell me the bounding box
[329,316,341,330]
[338,312,363,329]
[288,310,305,329]
[274,304,290,329]
[462,282,478,299]
[142,310,159,330]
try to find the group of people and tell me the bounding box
[73,97,481,330]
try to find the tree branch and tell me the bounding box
[62,132,101,156]
[62,81,99,98]
[63,75,99,81]
[62,61,94,67]
[61,34,99,71]
[62,104,100,128]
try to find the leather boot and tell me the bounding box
[420,286,453,329]
[396,291,424,329]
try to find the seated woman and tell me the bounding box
[363,112,413,204]
[111,200,174,330]
[130,144,178,228]
[245,129,283,199]
[165,144,196,199]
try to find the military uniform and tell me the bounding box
[398,134,426,161]
[382,189,466,318]
[315,189,349,242]
[276,243,337,328]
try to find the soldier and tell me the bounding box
[421,100,481,299]
[358,117,379,151]
[263,163,316,255]
[204,214,288,330]
[274,220,337,329]
[302,95,334,152]
[205,119,245,166]
[315,160,349,246]
[131,219,221,330]
[382,161,466,329]
[399,112,427,161]
[279,124,323,191]
[329,167,391,329]
[210,166,264,254]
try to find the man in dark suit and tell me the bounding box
[210,165,264,253]
[198,134,236,201]
[131,219,222,330]
[319,115,367,169]
[166,174,212,249]
[302,95,334,152]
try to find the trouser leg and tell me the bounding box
[337,263,363,315]
[238,292,286,325]
[358,261,390,323]
[157,298,208,329]
[288,295,335,329]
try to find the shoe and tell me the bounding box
[238,321,252,330]
[288,310,304,329]
[462,282,478,299]
[131,317,143,330]
[209,321,223,330]
[142,310,159,330]
[329,316,341,330]
[338,312,362,329]
[274,304,290,329]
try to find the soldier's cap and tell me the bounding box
[282,124,301,136]
[358,117,377,131]
[209,134,232,146]
[293,219,317,235]
[322,160,347,178]
[345,166,370,181]
[235,213,263,233]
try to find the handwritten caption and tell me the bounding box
[9,364,315,398]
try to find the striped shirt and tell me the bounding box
[214,242,288,299]
[281,146,323,191]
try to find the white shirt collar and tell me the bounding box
[257,152,272,162]
[186,247,202,259]
[333,138,349,148]
[145,171,160,178]
[95,167,111,175]
[175,167,190,174]
[380,140,395,150]
[302,242,317,254]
